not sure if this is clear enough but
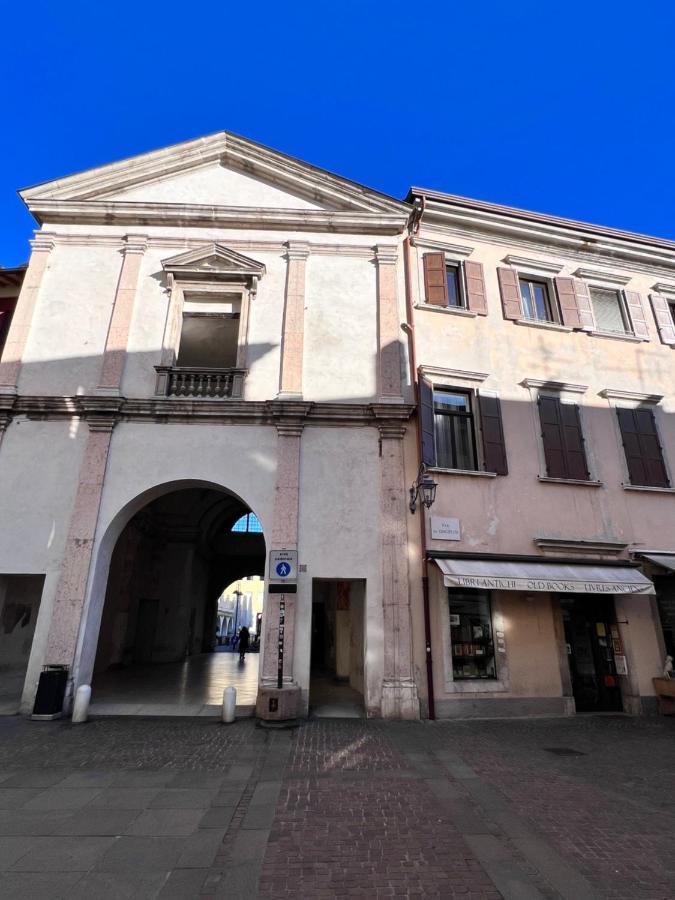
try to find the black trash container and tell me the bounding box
[32,665,69,718]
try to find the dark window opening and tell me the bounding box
[433,390,477,470]
[449,590,497,680]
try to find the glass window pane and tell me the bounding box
[449,591,497,680]
[433,392,470,413]
[533,284,550,321]
[451,416,476,470]
[446,267,461,307]
[590,288,628,333]
[520,281,534,318]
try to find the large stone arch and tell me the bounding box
[74,478,267,691]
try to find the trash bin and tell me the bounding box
[32,665,69,719]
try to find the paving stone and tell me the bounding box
[0,837,37,871]
[9,835,115,871]
[165,771,225,789]
[149,789,213,809]
[175,828,227,868]
[68,869,167,899]
[0,809,73,836]
[57,770,118,788]
[158,867,209,898]
[22,788,102,811]
[126,808,204,837]
[94,836,183,872]
[0,871,84,899]
[59,807,141,836]
[1,770,70,789]
[88,787,162,809]
[198,805,236,829]
[0,789,40,809]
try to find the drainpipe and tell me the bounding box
[403,227,435,720]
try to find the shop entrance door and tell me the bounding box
[560,595,623,713]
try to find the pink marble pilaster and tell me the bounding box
[98,235,148,391]
[262,423,303,682]
[378,423,420,718]
[375,245,404,402]
[278,243,309,399]
[0,233,55,389]
[44,417,117,668]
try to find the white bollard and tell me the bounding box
[72,684,91,724]
[222,686,236,724]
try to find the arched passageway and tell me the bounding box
[90,487,265,715]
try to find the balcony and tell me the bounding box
[154,366,246,399]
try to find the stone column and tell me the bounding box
[377,420,420,719]
[42,236,147,699]
[278,242,309,399]
[98,235,148,394]
[0,233,55,447]
[375,245,403,402]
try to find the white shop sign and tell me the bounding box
[431,516,461,541]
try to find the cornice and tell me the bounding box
[419,365,489,384]
[9,395,415,429]
[574,267,631,286]
[521,378,588,394]
[599,389,663,404]
[28,200,409,235]
[503,255,563,275]
[653,282,675,295]
[410,236,474,257]
[419,204,675,277]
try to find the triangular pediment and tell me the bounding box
[20,131,410,221]
[162,244,266,279]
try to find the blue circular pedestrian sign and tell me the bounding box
[275,562,291,577]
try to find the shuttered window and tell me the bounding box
[617,407,669,488]
[419,380,508,475]
[538,396,590,480]
[423,254,488,314]
[590,288,630,334]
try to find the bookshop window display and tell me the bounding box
[449,590,497,680]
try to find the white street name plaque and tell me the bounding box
[430,516,461,541]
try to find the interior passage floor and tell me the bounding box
[90,650,260,717]
[308,674,365,718]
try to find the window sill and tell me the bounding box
[622,483,675,493]
[588,330,642,343]
[538,476,603,487]
[428,467,497,478]
[415,303,477,317]
[515,318,572,333]
[444,679,508,694]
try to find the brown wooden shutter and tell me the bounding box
[624,291,650,340]
[464,261,487,315]
[419,375,436,466]
[560,403,589,480]
[649,294,675,345]
[555,277,581,328]
[423,253,448,307]
[539,396,566,478]
[617,407,669,487]
[497,268,523,320]
[573,279,595,329]
[478,393,508,475]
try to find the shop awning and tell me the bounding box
[637,553,675,573]
[433,558,655,595]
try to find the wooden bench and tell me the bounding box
[653,677,675,715]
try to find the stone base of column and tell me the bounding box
[380,679,421,720]
[256,685,302,722]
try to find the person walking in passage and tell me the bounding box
[238,626,250,662]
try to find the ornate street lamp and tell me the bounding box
[409,465,438,514]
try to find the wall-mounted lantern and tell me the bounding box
[409,465,438,514]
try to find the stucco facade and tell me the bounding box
[0,132,419,719]
[405,189,675,718]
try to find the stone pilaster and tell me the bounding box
[375,245,403,402]
[377,421,420,719]
[98,235,148,394]
[0,233,55,449]
[278,242,310,399]
[261,421,303,683]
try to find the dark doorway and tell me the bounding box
[309,579,365,718]
[560,595,623,713]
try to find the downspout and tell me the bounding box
[402,203,436,720]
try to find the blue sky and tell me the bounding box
[2,1,675,266]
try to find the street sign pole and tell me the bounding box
[277,596,285,690]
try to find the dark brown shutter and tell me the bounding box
[650,294,675,345]
[560,403,589,480]
[624,291,650,340]
[617,408,669,487]
[478,393,508,475]
[497,267,523,320]
[538,396,566,478]
[423,253,448,307]
[464,261,487,315]
[555,277,581,328]
[419,375,436,466]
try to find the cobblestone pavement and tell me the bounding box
[0,714,673,899]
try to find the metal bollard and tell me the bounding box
[222,686,236,724]
[72,684,91,724]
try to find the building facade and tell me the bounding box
[0,132,420,720]
[405,189,675,718]
[1,132,674,721]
